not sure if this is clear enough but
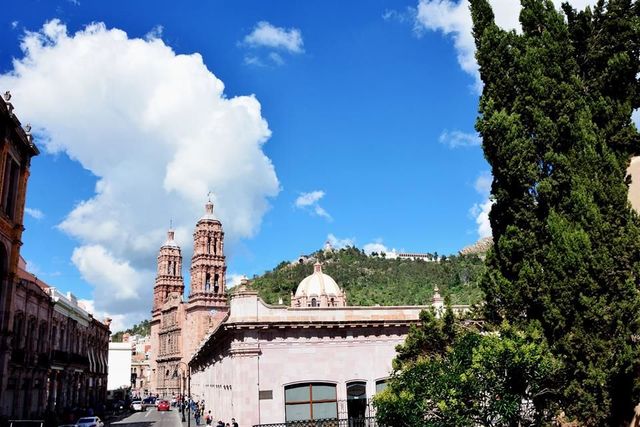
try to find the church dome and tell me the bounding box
[295,262,342,298]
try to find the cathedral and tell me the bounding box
[149,199,229,397]
[150,202,469,426]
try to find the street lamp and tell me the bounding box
[173,362,191,427]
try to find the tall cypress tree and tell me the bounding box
[470,0,640,423]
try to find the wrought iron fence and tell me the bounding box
[253,417,381,427]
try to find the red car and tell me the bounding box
[157,400,170,411]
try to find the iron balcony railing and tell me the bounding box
[253,418,381,427]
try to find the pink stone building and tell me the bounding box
[150,203,468,425]
[149,200,229,398]
[188,270,468,426]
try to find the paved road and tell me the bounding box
[109,408,181,427]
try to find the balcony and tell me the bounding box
[52,349,69,364]
[10,348,25,365]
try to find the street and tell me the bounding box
[109,408,183,427]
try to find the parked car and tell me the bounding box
[76,417,104,427]
[142,396,156,406]
[131,400,144,411]
[157,400,170,411]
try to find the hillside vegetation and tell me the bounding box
[111,319,151,341]
[248,246,486,307]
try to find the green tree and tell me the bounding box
[471,0,640,423]
[375,312,561,426]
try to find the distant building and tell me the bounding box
[130,336,151,397]
[189,266,469,426]
[395,252,439,262]
[108,342,132,392]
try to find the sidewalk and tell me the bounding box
[178,408,199,427]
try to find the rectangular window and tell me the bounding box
[1,156,19,219]
[285,383,337,422]
[375,380,387,394]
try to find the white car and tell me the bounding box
[76,417,104,427]
[131,400,144,411]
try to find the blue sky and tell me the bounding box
[1,0,572,329]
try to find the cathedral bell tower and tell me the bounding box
[188,199,227,305]
[152,228,184,311]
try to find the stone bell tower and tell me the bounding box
[183,199,229,360]
[150,228,184,396]
[153,228,184,310]
[188,199,227,303]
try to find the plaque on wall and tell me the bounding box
[258,390,273,400]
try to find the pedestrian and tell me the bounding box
[205,410,213,426]
[194,408,201,426]
[231,418,238,427]
[216,421,224,427]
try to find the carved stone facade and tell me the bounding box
[149,201,229,397]
[0,92,39,414]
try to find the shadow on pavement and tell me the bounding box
[109,422,157,427]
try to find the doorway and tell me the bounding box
[346,381,367,426]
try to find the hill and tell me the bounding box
[111,319,151,341]
[248,246,486,307]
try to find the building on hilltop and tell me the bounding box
[149,199,229,398]
[189,265,469,426]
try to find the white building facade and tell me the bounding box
[108,342,132,391]
[190,267,468,426]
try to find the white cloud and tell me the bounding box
[295,190,331,220]
[11,21,19,30]
[415,0,598,92]
[244,55,265,67]
[145,25,163,41]
[78,299,135,332]
[269,52,285,66]
[470,171,493,238]
[327,233,355,249]
[295,191,324,207]
[24,207,44,219]
[470,199,493,238]
[474,170,492,195]
[226,273,246,289]
[363,239,398,257]
[439,129,481,148]
[1,20,280,328]
[244,21,304,53]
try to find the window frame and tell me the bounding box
[284,382,338,422]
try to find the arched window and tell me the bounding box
[346,381,367,420]
[213,238,217,255]
[285,383,337,422]
[375,379,388,394]
[12,313,24,349]
[213,274,219,293]
[311,298,317,307]
[205,273,211,292]
[330,298,335,307]
[206,237,211,254]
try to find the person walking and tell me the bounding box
[194,407,201,426]
[231,418,238,427]
[205,410,213,426]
